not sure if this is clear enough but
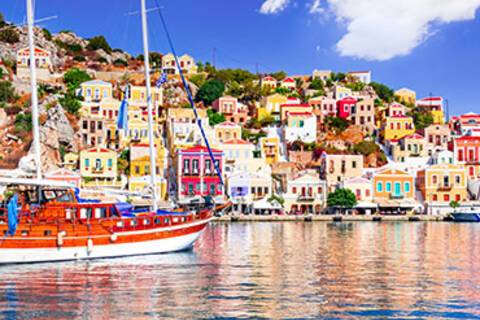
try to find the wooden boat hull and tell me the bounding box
[0,217,212,264]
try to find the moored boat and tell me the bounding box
[450,211,480,222]
[0,178,220,264]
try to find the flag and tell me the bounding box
[117,85,129,134]
[156,73,167,88]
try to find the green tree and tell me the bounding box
[225,80,243,97]
[86,35,112,53]
[14,112,32,133]
[207,109,226,126]
[42,28,52,41]
[189,74,206,88]
[0,27,19,44]
[412,111,433,130]
[327,188,357,210]
[0,13,5,28]
[113,58,128,67]
[370,82,394,102]
[271,71,287,81]
[196,79,225,106]
[63,68,91,93]
[346,81,365,92]
[325,116,349,134]
[118,149,130,175]
[353,141,379,156]
[0,80,16,103]
[309,78,324,90]
[59,93,81,115]
[197,61,204,72]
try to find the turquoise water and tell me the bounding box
[0,222,480,319]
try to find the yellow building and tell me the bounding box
[79,80,113,102]
[395,88,416,105]
[417,164,468,203]
[261,93,289,115]
[260,136,280,165]
[166,107,209,151]
[162,53,198,75]
[129,144,168,200]
[431,110,445,125]
[334,85,352,99]
[383,116,415,141]
[80,147,120,187]
[64,152,79,171]
[391,133,428,162]
[373,168,415,201]
[127,84,163,107]
[214,122,242,143]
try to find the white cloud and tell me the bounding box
[259,0,480,60]
[328,0,480,61]
[260,0,290,14]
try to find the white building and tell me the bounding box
[348,71,372,84]
[284,112,317,144]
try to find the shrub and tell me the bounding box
[96,56,108,64]
[14,113,32,133]
[113,58,128,67]
[196,79,225,106]
[206,108,226,126]
[325,116,349,134]
[370,82,394,102]
[0,27,19,44]
[59,93,81,115]
[353,141,379,156]
[42,28,52,41]
[86,35,112,53]
[0,80,16,103]
[73,55,86,62]
[327,188,357,209]
[63,68,91,93]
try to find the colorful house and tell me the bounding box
[214,122,242,143]
[312,69,332,82]
[79,80,112,102]
[341,177,373,202]
[64,152,79,171]
[280,77,296,90]
[261,76,277,91]
[336,96,356,119]
[127,84,163,107]
[162,53,197,75]
[212,96,249,124]
[280,103,312,122]
[227,171,273,214]
[261,93,291,117]
[221,139,260,174]
[424,124,450,155]
[320,153,364,190]
[454,136,480,179]
[308,96,337,120]
[387,103,407,117]
[334,85,352,100]
[260,136,281,165]
[351,98,375,133]
[431,150,454,165]
[283,171,327,214]
[284,112,317,143]
[45,168,81,187]
[417,164,468,205]
[383,116,415,141]
[129,143,168,200]
[166,108,209,151]
[451,113,480,136]
[391,133,428,162]
[394,88,416,105]
[416,97,444,124]
[16,46,52,81]
[373,168,416,213]
[176,146,224,202]
[347,71,371,84]
[79,147,119,187]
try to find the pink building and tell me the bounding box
[337,96,357,119]
[44,168,81,187]
[454,136,480,179]
[177,146,224,200]
[212,96,249,124]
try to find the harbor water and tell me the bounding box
[0,221,479,319]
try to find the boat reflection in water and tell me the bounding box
[0,222,480,319]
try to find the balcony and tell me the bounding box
[297,194,315,201]
[92,167,104,174]
[390,193,404,200]
[438,185,452,191]
[182,170,200,177]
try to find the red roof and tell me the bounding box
[181,146,222,153]
[287,112,313,117]
[389,115,411,119]
[403,133,424,140]
[282,77,295,83]
[281,103,310,108]
[338,97,357,103]
[263,76,276,82]
[455,136,480,141]
[419,97,442,102]
[85,147,112,153]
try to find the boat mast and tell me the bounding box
[26,0,42,180]
[140,0,158,211]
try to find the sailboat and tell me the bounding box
[0,0,225,264]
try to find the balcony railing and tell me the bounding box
[438,185,452,191]
[390,193,404,200]
[92,167,104,174]
[298,194,315,201]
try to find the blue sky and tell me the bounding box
[2,0,480,115]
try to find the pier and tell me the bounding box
[216,214,449,222]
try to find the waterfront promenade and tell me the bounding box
[217,214,448,222]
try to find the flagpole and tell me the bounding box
[26,0,42,180]
[140,0,158,211]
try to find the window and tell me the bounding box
[352,161,357,169]
[95,159,102,170]
[455,175,461,185]
[85,158,90,167]
[210,184,216,195]
[455,194,461,202]
[292,187,297,194]
[183,159,190,174]
[443,176,450,187]
[404,182,411,193]
[386,182,392,192]
[444,194,450,202]
[107,159,113,168]
[432,175,438,184]
[377,182,383,192]
[82,121,88,129]
[135,166,140,174]
[192,159,199,174]
[432,194,437,201]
